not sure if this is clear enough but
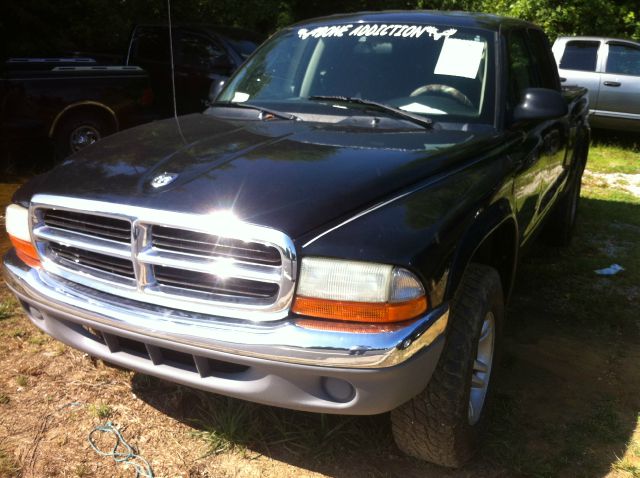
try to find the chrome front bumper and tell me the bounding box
[3,250,448,414]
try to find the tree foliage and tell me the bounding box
[1,0,638,59]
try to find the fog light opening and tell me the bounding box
[29,306,44,321]
[321,377,356,403]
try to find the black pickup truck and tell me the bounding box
[1,58,154,162]
[3,12,589,467]
[1,25,261,166]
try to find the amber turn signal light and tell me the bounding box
[9,235,41,268]
[292,296,427,323]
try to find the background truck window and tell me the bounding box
[559,41,600,72]
[606,43,640,76]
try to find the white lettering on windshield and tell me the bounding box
[297,24,457,40]
[297,25,354,39]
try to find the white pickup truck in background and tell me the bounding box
[553,36,640,132]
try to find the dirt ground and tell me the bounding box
[1,171,639,478]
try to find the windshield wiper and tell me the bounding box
[210,101,299,121]
[308,95,432,129]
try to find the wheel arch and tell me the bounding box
[444,201,518,304]
[48,101,119,138]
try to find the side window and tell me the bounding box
[559,41,599,72]
[527,29,559,90]
[131,29,169,63]
[507,30,537,107]
[177,34,227,69]
[606,43,640,76]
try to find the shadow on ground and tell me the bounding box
[130,196,640,477]
[591,130,639,151]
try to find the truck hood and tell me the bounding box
[30,113,499,239]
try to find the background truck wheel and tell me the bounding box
[391,263,504,467]
[53,111,114,160]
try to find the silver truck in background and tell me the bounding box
[552,36,640,131]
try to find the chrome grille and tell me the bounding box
[30,195,297,321]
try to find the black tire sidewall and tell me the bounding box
[455,269,504,453]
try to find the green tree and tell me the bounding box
[1,0,638,60]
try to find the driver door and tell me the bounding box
[508,29,568,245]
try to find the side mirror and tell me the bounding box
[208,78,227,104]
[513,88,568,123]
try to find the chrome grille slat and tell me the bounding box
[34,226,132,259]
[138,249,282,284]
[43,210,131,242]
[154,266,279,299]
[151,226,282,265]
[30,195,297,322]
[45,216,131,233]
[49,244,136,278]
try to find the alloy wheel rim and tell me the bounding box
[468,311,495,425]
[70,125,100,152]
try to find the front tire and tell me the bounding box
[391,263,504,467]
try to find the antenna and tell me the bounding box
[166,0,186,142]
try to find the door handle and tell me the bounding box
[604,81,621,87]
[559,77,567,83]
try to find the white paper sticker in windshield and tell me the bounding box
[298,24,457,41]
[400,103,447,115]
[232,92,250,103]
[434,38,485,79]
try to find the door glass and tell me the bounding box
[559,41,599,72]
[178,35,227,69]
[132,29,170,62]
[606,43,640,76]
[527,29,559,89]
[507,30,537,107]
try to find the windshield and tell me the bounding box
[218,23,496,125]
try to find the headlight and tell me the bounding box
[292,257,427,323]
[5,204,40,268]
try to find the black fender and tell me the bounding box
[298,152,516,309]
[443,197,519,304]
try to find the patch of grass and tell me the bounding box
[11,328,28,339]
[89,402,113,420]
[571,400,624,442]
[0,393,9,404]
[190,391,391,461]
[15,375,28,387]
[612,418,640,476]
[0,447,20,477]
[613,458,640,477]
[486,394,626,477]
[192,397,259,455]
[554,400,624,469]
[0,299,17,320]
[588,143,640,174]
[27,334,48,346]
[74,463,91,478]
